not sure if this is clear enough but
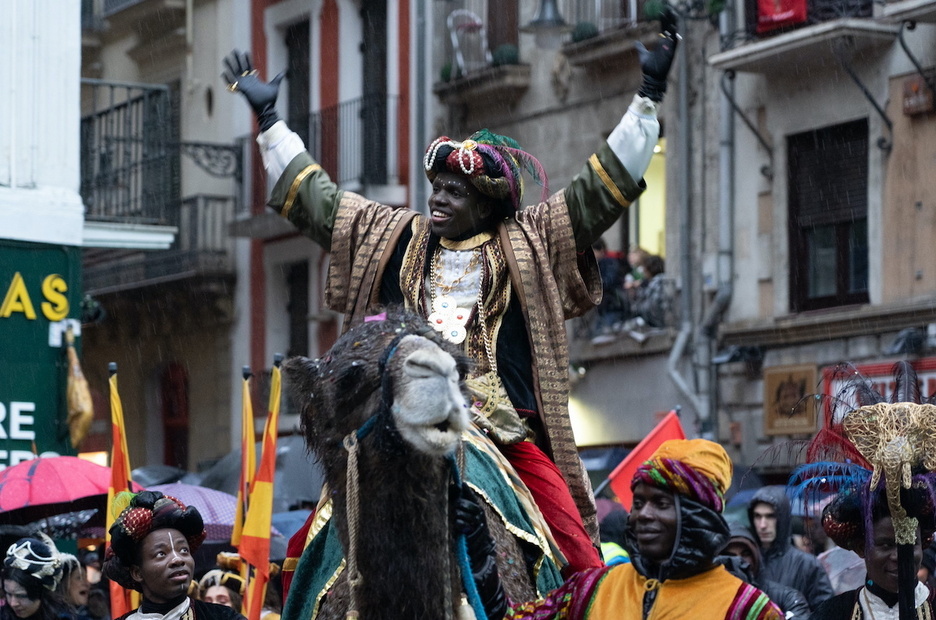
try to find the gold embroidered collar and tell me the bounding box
[439,230,495,250]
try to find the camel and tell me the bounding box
[281,310,563,620]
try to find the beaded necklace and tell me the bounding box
[426,232,490,345]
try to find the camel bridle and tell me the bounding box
[339,332,486,619]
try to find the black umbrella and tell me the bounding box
[198,435,324,514]
[131,464,201,487]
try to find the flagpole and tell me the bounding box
[241,353,283,620]
[106,362,137,616]
[232,365,255,549]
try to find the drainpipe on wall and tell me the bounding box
[698,9,737,438]
[668,14,706,423]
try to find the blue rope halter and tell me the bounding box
[347,332,488,619]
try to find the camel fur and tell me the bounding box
[282,311,561,620]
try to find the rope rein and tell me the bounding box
[448,454,488,620]
[340,332,487,620]
[341,334,403,620]
[343,429,364,620]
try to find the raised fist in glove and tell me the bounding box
[222,49,285,132]
[636,6,679,102]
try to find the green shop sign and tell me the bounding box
[0,239,82,467]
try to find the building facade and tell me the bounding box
[708,0,936,475]
[79,0,250,470]
[72,0,936,485]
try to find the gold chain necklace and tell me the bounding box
[427,246,483,345]
[431,246,483,296]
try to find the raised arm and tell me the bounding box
[565,8,678,250]
[222,49,341,250]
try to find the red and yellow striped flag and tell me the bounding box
[106,364,138,616]
[232,367,257,547]
[240,356,283,620]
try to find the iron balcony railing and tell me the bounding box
[80,79,175,225]
[83,194,236,295]
[560,0,647,32]
[293,94,400,189]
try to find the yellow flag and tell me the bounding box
[106,365,139,615]
[232,367,256,546]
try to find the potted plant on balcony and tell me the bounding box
[572,21,599,43]
[491,43,520,67]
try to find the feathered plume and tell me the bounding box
[470,129,550,204]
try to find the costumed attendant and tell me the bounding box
[222,8,678,577]
[788,361,936,620]
[2,537,73,620]
[197,571,243,611]
[101,491,244,620]
[506,439,782,619]
[201,554,281,620]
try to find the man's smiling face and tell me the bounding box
[428,172,494,240]
[630,482,678,565]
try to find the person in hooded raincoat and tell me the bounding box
[747,486,834,611]
[720,522,810,618]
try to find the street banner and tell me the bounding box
[608,410,686,510]
[757,0,807,33]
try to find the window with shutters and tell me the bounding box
[787,119,869,312]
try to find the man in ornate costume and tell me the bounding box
[102,491,244,620]
[505,439,782,619]
[788,361,936,620]
[223,11,676,576]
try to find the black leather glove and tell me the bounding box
[454,485,507,620]
[222,49,285,132]
[636,6,679,102]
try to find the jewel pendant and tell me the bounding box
[428,295,470,344]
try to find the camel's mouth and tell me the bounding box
[396,414,465,457]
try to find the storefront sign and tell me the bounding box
[763,363,819,435]
[0,240,82,468]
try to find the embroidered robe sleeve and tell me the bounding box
[261,121,343,251]
[506,566,610,620]
[564,94,659,251]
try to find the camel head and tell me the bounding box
[284,310,473,459]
